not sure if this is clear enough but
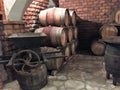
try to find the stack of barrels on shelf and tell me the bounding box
[91,9,120,56]
[23,0,49,31]
[34,7,78,73]
[0,21,26,55]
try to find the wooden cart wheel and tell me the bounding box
[11,50,41,74]
[106,72,110,79]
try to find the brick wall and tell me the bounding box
[59,0,120,24]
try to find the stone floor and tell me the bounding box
[3,54,120,90]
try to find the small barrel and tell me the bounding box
[91,40,106,56]
[35,26,67,47]
[17,64,48,90]
[69,10,77,26]
[114,10,120,24]
[100,25,118,38]
[39,7,70,26]
[40,47,63,70]
[67,27,73,42]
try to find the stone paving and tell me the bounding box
[3,54,120,90]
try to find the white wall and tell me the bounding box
[3,0,33,21]
[3,0,16,19]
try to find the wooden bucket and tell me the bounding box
[69,10,77,26]
[39,7,70,26]
[91,40,106,56]
[100,24,118,38]
[35,26,67,47]
[17,64,48,90]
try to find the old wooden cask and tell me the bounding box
[100,25,118,38]
[113,10,120,24]
[39,9,48,26]
[91,40,106,56]
[70,26,78,39]
[39,7,70,26]
[63,45,71,60]
[67,27,73,42]
[40,47,63,70]
[35,26,67,47]
[69,40,78,55]
[69,10,77,26]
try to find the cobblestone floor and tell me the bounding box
[3,54,120,90]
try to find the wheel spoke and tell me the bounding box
[12,50,41,74]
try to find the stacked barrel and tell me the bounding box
[34,7,78,74]
[91,9,120,56]
[36,7,78,58]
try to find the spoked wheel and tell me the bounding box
[11,50,41,74]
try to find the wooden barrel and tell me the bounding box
[91,40,106,56]
[67,27,73,42]
[40,47,63,70]
[35,26,67,47]
[17,64,48,90]
[39,7,70,26]
[69,10,77,26]
[114,10,120,24]
[100,25,118,38]
[69,41,76,55]
[63,45,71,60]
[39,9,48,26]
[71,26,78,39]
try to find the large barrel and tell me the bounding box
[91,40,106,56]
[40,47,63,70]
[100,25,118,38]
[69,41,76,55]
[69,10,77,26]
[17,64,48,90]
[63,45,71,60]
[39,9,48,26]
[70,26,78,39]
[35,26,67,47]
[113,10,120,24]
[67,27,73,42]
[39,7,70,26]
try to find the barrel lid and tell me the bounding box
[103,36,120,44]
